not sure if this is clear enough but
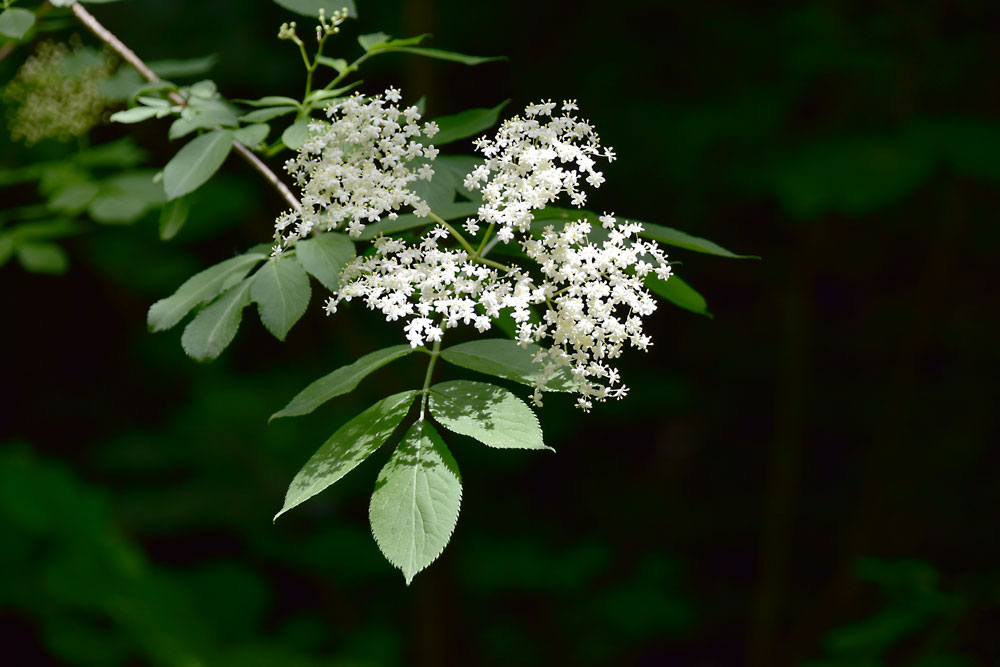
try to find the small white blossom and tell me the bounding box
[272,88,438,248]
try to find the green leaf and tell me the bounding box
[271,345,414,420]
[369,420,462,584]
[440,339,575,392]
[234,123,270,146]
[374,46,505,66]
[429,100,509,145]
[272,0,357,19]
[163,130,234,200]
[235,95,301,108]
[148,55,218,79]
[315,56,351,74]
[275,391,417,520]
[148,251,266,331]
[294,232,355,291]
[16,243,68,275]
[0,234,13,267]
[358,31,390,51]
[158,197,190,240]
[168,117,197,141]
[48,182,100,215]
[110,106,162,124]
[0,9,35,40]
[250,255,311,340]
[303,82,362,108]
[87,172,165,224]
[638,222,757,259]
[180,277,254,361]
[428,380,549,450]
[358,201,481,240]
[281,118,312,150]
[645,274,712,318]
[88,193,148,224]
[240,106,297,123]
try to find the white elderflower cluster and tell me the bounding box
[464,99,616,243]
[273,87,440,249]
[294,95,672,410]
[522,214,672,411]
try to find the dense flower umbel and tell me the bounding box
[273,87,440,250]
[290,94,671,410]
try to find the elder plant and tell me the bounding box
[1,0,753,583]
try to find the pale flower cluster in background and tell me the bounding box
[3,40,115,145]
[274,87,440,250]
[286,94,672,410]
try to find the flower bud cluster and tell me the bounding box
[3,41,115,145]
[274,88,440,250]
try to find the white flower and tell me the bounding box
[311,98,673,409]
[272,88,438,248]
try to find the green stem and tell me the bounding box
[475,222,495,256]
[428,212,476,255]
[427,212,513,273]
[418,338,442,421]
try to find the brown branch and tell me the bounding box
[70,3,301,211]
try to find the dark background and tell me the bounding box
[1,0,998,665]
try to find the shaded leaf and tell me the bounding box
[147,251,266,331]
[429,100,509,145]
[428,380,549,450]
[275,391,417,520]
[240,106,296,123]
[638,222,757,259]
[370,420,462,584]
[294,232,355,291]
[250,255,311,340]
[374,45,504,66]
[158,197,189,240]
[440,339,575,392]
[281,118,311,150]
[16,243,68,275]
[163,130,234,200]
[233,123,270,147]
[272,0,357,19]
[645,274,712,318]
[0,8,35,40]
[180,277,253,361]
[358,31,390,51]
[110,106,162,124]
[358,201,480,240]
[271,345,414,420]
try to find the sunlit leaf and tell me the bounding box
[275,391,417,520]
[370,420,462,584]
[429,380,549,450]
